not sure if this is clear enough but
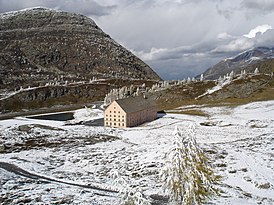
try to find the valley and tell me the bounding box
[0,101,274,204]
[1,6,274,205]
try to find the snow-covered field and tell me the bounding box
[0,101,273,204]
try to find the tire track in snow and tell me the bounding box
[0,161,118,197]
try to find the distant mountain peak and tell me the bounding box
[226,47,274,62]
[202,47,274,80]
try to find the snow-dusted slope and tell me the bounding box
[0,101,273,204]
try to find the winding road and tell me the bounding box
[0,161,118,197]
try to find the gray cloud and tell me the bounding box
[253,29,274,47]
[216,4,234,20]
[131,22,274,79]
[241,0,274,12]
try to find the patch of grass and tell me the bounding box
[167,109,208,117]
[154,81,216,110]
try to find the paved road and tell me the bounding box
[0,161,118,197]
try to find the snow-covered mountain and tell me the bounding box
[202,47,274,79]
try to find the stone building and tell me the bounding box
[104,95,157,128]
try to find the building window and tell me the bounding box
[114,111,116,113]
[110,111,111,113]
[122,123,124,126]
[118,111,120,113]
[106,114,108,117]
[110,123,112,126]
[118,123,120,126]
[114,115,116,117]
[114,123,116,126]
[114,119,116,121]
[114,107,116,109]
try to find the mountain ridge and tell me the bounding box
[202,47,274,80]
[0,7,161,92]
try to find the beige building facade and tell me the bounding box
[104,96,157,128]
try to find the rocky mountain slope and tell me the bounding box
[202,47,274,80]
[0,78,156,113]
[0,7,161,92]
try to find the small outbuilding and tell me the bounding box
[104,95,157,128]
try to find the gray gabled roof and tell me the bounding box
[115,95,156,113]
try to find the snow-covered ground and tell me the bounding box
[0,101,273,204]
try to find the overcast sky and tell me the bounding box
[1,0,274,79]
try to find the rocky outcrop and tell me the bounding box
[0,83,110,112]
[0,8,161,92]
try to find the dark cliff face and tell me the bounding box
[0,83,111,112]
[0,8,161,91]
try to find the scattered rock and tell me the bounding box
[240,168,248,172]
[242,191,252,198]
[256,182,271,189]
[52,196,74,204]
[247,120,268,128]
[205,149,217,154]
[149,194,169,203]
[200,121,217,126]
[0,144,5,152]
[243,176,252,182]
[18,124,32,132]
[216,163,227,167]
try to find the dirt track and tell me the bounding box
[0,161,118,196]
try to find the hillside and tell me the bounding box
[202,47,274,80]
[0,79,156,114]
[0,7,161,92]
[152,74,274,112]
